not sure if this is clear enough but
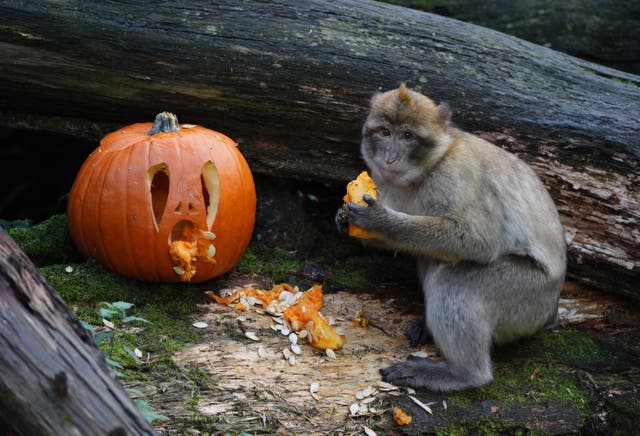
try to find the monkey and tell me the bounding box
[336,84,566,392]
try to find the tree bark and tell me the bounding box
[0,0,638,298]
[0,228,156,435]
[385,0,640,74]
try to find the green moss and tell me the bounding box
[40,261,203,364]
[606,393,640,434]
[8,214,78,264]
[437,416,505,436]
[446,352,588,417]
[235,248,303,284]
[537,331,611,368]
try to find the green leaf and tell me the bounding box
[105,357,124,369]
[134,400,170,422]
[94,331,113,346]
[122,345,141,363]
[122,315,150,324]
[126,388,146,398]
[99,308,119,319]
[79,320,95,336]
[111,301,134,311]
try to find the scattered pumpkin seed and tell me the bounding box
[288,332,298,345]
[309,382,320,394]
[349,403,360,416]
[244,331,260,341]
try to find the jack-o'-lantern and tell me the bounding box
[67,112,256,283]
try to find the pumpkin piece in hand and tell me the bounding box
[343,171,378,239]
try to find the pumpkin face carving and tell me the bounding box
[67,112,256,283]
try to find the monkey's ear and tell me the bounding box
[437,102,452,128]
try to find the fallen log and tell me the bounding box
[0,0,637,298]
[386,0,640,74]
[0,228,157,435]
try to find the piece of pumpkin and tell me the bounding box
[282,285,346,350]
[210,283,346,351]
[392,407,413,426]
[343,171,378,239]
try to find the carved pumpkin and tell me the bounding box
[67,112,256,283]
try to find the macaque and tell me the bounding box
[336,84,566,392]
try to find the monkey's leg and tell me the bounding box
[381,263,494,392]
[381,294,493,392]
[405,316,432,347]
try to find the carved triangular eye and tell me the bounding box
[201,161,219,231]
[147,163,170,231]
[188,202,198,214]
[174,202,183,214]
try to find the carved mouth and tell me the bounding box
[168,220,217,282]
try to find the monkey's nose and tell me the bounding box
[383,150,399,164]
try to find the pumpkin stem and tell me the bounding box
[148,111,181,135]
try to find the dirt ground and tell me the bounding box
[154,279,624,435]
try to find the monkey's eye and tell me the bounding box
[402,132,413,140]
[381,128,391,137]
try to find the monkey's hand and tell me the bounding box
[346,194,394,235]
[335,205,350,234]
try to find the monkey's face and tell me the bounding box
[361,85,452,187]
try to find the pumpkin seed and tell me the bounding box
[325,348,337,360]
[207,243,216,258]
[349,403,359,416]
[192,321,208,329]
[173,266,185,276]
[291,343,302,355]
[309,382,320,394]
[202,231,216,240]
[363,426,377,436]
[288,332,298,345]
[283,348,292,360]
[244,331,260,341]
[257,346,267,359]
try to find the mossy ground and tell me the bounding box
[6,214,640,434]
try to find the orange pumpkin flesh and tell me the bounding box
[67,112,256,283]
[392,407,412,425]
[210,284,346,350]
[343,171,378,239]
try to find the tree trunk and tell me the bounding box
[385,0,640,74]
[0,228,156,435]
[0,0,638,299]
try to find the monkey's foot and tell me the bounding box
[405,316,432,347]
[380,356,491,392]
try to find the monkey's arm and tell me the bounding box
[346,195,500,263]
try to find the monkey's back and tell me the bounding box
[426,130,566,280]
